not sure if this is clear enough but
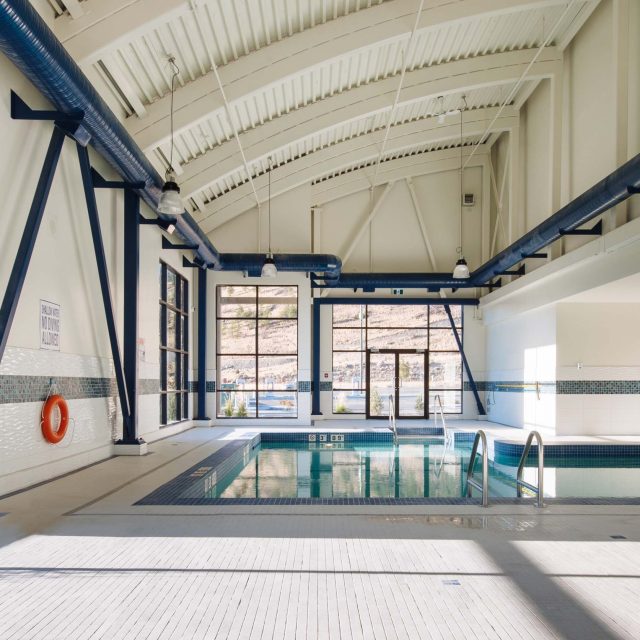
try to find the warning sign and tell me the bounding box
[40,300,60,351]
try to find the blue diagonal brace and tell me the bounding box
[77,143,132,435]
[0,126,65,363]
[444,305,486,416]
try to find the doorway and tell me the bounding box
[366,349,428,419]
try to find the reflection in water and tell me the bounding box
[187,442,640,500]
[211,443,469,499]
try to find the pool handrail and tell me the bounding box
[516,430,545,508]
[466,430,489,507]
[388,394,397,444]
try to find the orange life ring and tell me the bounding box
[41,394,69,444]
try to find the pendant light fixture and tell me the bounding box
[261,157,278,278]
[157,57,185,216]
[453,95,470,279]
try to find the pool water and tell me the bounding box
[201,441,640,500]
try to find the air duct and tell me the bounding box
[470,152,640,285]
[323,273,474,291]
[326,152,640,290]
[0,0,341,279]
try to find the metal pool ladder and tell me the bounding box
[388,394,397,444]
[433,394,453,447]
[466,430,489,507]
[517,430,545,508]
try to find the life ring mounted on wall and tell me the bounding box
[41,394,70,444]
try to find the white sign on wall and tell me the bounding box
[40,300,61,351]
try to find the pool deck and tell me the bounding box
[1,425,640,639]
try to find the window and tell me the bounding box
[217,286,298,418]
[332,304,463,414]
[160,262,189,424]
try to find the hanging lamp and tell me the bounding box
[453,95,470,279]
[157,57,185,216]
[261,158,278,278]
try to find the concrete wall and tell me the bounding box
[0,56,196,494]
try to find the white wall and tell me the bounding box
[0,55,196,494]
[523,80,552,232]
[484,304,557,430]
[556,302,640,435]
[316,169,485,273]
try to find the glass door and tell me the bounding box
[366,349,428,419]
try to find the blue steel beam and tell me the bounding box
[0,126,65,363]
[122,189,142,443]
[312,299,322,415]
[196,268,209,420]
[76,143,132,435]
[444,305,486,416]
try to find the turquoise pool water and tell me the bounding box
[205,441,640,500]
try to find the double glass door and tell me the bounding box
[366,349,428,419]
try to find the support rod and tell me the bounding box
[444,305,486,416]
[0,126,65,363]
[77,143,132,435]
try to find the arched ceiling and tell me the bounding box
[35,0,599,233]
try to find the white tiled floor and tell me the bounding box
[0,427,639,639]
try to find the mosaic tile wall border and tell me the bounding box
[0,375,160,404]
[465,380,640,394]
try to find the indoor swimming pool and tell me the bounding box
[137,438,640,505]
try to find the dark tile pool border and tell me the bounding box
[135,431,640,507]
[494,441,640,459]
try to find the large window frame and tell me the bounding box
[159,261,189,425]
[216,285,298,419]
[332,304,463,415]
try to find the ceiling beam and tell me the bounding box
[182,106,518,198]
[53,0,190,59]
[62,0,85,20]
[114,2,565,146]
[311,147,489,205]
[171,45,546,193]
[557,0,601,51]
[199,128,496,233]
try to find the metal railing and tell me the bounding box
[516,430,545,508]
[466,430,489,507]
[388,394,397,445]
[433,394,453,447]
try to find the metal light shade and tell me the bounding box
[157,170,184,216]
[261,254,278,278]
[453,257,470,279]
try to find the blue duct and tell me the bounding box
[327,151,640,290]
[470,151,640,285]
[2,0,637,290]
[221,253,341,281]
[324,273,474,290]
[0,0,341,278]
